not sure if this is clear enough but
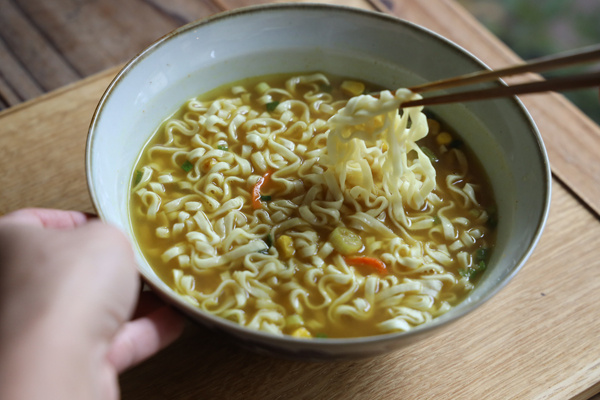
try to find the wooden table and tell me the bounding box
[1,1,600,399]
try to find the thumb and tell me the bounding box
[106,306,185,372]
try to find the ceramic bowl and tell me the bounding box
[86,3,551,360]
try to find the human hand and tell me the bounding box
[0,208,184,400]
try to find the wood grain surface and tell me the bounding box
[1,0,600,399]
[0,70,116,214]
[1,72,600,398]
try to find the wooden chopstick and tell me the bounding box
[401,70,600,108]
[408,44,600,94]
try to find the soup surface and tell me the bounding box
[130,73,496,338]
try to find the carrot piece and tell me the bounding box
[344,256,387,275]
[252,171,272,209]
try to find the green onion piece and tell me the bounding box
[449,139,464,149]
[266,101,280,112]
[475,247,489,262]
[217,145,228,151]
[181,160,193,172]
[134,170,143,185]
[264,234,273,248]
[319,84,332,93]
[260,195,272,201]
[486,205,498,228]
[476,260,487,271]
[316,333,328,339]
[432,216,440,225]
[285,314,304,329]
[458,268,476,280]
[420,146,438,162]
[459,260,487,282]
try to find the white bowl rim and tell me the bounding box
[86,2,552,347]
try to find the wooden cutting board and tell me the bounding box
[1,1,600,399]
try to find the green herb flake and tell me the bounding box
[261,195,272,201]
[319,84,333,93]
[487,216,499,228]
[458,268,476,280]
[264,234,273,248]
[316,333,328,339]
[476,260,487,271]
[449,139,464,149]
[459,260,487,282]
[475,248,489,262]
[266,101,280,112]
[433,216,440,225]
[286,314,304,328]
[134,170,143,185]
[486,205,498,228]
[420,146,438,162]
[217,145,229,151]
[181,160,194,172]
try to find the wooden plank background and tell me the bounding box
[1,0,600,399]
[0,0,218,110]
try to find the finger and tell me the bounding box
[106,306,185,373]
[0,208,89,229]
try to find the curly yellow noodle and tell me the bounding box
[130,73,495,338]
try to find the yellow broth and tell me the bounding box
[130,73,497,338]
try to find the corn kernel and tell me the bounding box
[341,80,365,97]
[276,235,295,259]
[436,132,452,145]
[292,327,312,338]
[427,119,441,135]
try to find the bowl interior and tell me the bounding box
[88,4,550,352]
